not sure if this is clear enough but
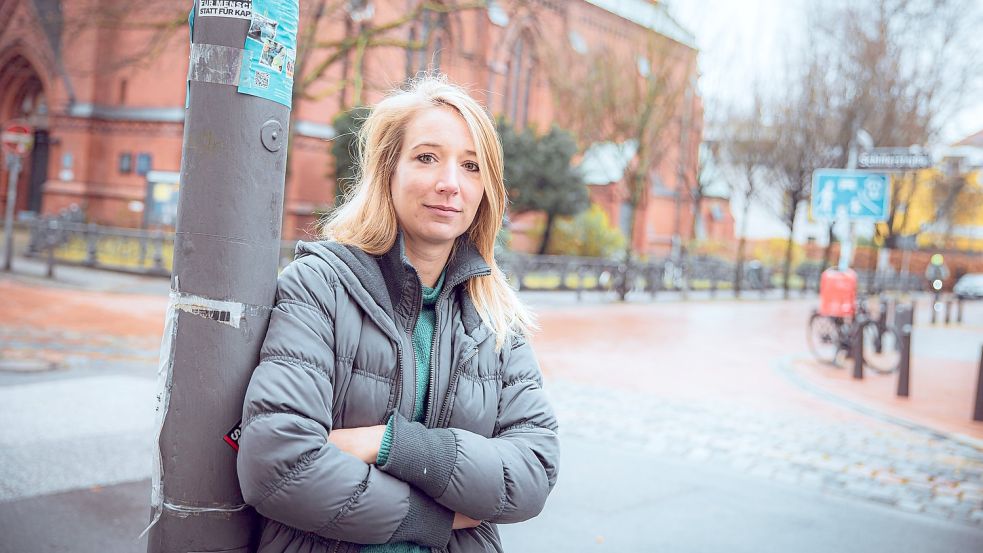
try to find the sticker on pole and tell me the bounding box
[197,0,252,19]
[811,169,890,222]
[237,0,298,108]
[2,122,33,155]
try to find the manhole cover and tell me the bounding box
[0,359,61,372]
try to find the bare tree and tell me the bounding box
[546,34,695,266]
[721,98,771,296]
[813,0,983,253]
[764,49,841,298]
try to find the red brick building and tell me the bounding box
[0,0,718,254]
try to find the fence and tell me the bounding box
[27,215,297,278]
[26,218,930,298]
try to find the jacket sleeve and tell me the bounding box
[237,259,453,546]
[378,333,560,524]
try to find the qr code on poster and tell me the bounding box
[253,71,270,89]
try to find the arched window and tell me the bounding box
[504,33,536,128]
[407,7,450,77]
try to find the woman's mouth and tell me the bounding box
[425,204,461,214]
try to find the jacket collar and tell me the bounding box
[379,233,489,301]
[296,232,491,333]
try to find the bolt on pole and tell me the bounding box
[146,1,297,552]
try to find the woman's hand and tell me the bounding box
[452,513,481,530]
[327,425,387,465]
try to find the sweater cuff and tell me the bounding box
[377,415,395,465]
[377,411,457,499]
[389,485,454,547]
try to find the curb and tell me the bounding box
[774,354,983,453]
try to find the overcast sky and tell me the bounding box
[668,0,983,145]
[666,0,981,240]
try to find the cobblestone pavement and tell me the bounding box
[547,379,983,528]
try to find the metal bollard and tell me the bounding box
[896,304,913,397]
[945,299,952,325]
[853,321,864,380]
[957,297,964,324]
[931,292,939,324]
[974,345,983,422]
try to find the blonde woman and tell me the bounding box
[238,75,560,553]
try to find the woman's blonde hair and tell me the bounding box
[321,75,535,347]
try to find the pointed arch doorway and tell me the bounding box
[0,51,49,216]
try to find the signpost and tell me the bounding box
[811,169,891,222]
[2,121,33,271]
[811,168,890,271]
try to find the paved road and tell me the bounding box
[1,272,982,552]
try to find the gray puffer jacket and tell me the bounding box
[238,236,560,553]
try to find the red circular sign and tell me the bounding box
[2,123,33,155]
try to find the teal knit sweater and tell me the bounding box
[364,272,444,553]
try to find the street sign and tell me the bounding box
[858,148,931,170]
[811,169,890,222]
[1,122,33,155]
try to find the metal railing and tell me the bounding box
[25,219,931,298]
[28,219,174,277]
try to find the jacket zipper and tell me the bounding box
[425,267,490,428]
[435,346,478,428]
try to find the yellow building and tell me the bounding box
[876,132,983,252]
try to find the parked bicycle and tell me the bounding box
[807,295,901,374]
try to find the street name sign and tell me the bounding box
[811,169,890,222]
[857,148,931,170]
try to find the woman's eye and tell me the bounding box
[463,161,480,173]
[416,153,437,164]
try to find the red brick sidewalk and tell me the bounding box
[791,356,983,443]
[0,279,167,337]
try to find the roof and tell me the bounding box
[583,0,697,49]
[955,129,983,148]
[578,140,638,185]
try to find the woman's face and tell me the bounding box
[390,106,485,253]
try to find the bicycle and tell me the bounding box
[807,296,902,374]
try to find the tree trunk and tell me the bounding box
[734,236,746,296]
[733,191,753,297]
[538,210,556,255]
[782,230,795,300]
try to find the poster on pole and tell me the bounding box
[237,0,298,108]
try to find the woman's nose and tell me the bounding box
[435,165,460,194]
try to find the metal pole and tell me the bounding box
[974,345,983,421]
[3,152,22,271]
[897,304,913,397]
[147,2,295,552]
[853,319,864,380]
